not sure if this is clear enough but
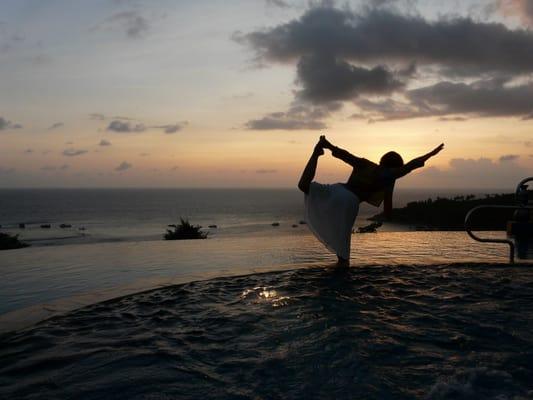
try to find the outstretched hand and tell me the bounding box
[428,143,444,157]
[422,143,444,161]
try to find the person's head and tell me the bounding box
[380,151,404,168]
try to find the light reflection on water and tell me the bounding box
[241,286,292,308]
[2,264,533,399]
[0,230,518,331]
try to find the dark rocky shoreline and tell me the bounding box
[370,193,520,231]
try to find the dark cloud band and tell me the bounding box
[0,117,22,130]
[243,7,533,73]
[107,120,146,133]
[63,148,88,157]
[240,4,533,125]
[246,103,340,130]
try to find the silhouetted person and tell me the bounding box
[298,135,444,267]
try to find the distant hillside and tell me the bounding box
[369,193,519,230]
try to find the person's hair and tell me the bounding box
[380,151,404,168]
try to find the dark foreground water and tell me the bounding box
[2,263,533,400]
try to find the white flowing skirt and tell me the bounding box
[304,182,360,260]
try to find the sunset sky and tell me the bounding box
[1,0,532,189]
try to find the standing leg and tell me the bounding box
[298,142,324,194]
[336,256,349,268]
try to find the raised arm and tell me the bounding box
[391,143,444,179]
[319,135,371,168]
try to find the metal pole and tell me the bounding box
[464,205,521,263]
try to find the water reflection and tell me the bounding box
[241,286,291,308]
[0,231,516,332]
[3,264,532,399]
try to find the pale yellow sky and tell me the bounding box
[0,1,532,188]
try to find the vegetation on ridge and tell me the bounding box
[0,232,30,250]
[164,218,208,240]
[370,193,521,230]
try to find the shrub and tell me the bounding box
[0,232,30,250]
[164,218,207,240]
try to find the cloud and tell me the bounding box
[89,113,106,120]
[246,102,340,130]
[354,98,419,120]
[99,139,112,146]
[232,92,254,99]
[101,11,149,39]
[295,54,404,103]
[0,24,25,53]
[242,7,533,74]
[30,54,52,67]
[48,122,64,130]
[112,115,136,121]
[439,116,468,122]
[405,156,530,188]
[255,169,278,174]
[40,164,69,172]
[239,4,533,123]
[139,152,149,156]
[161,125,181,134]
[349,113,366,120]
[368,0,406,7]
[499,154,520,162]
[115,161,132,171]
[24,149,33,154]
[0,167,15,174]
[247,112,324,130]
[107,120,146,133]
[63,148,88,157]
[497,0,533,26]
[0,117,22,130]
[407,79,533,118]
[356,78,533,120]
[265,0,290,8]
[154,122,187,134]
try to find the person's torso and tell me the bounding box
[344,164,392,207]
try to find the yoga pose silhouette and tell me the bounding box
[298,135,444,267]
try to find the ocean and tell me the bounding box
[1,188,531,399]
[0,187,509,245]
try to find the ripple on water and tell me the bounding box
[1,263,533,400]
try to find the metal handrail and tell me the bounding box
[464,177,533,263]
[465,205,533,263]
[516,177,533,205]
[465,205,516,263]
[516,177,533,196]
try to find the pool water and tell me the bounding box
[2,263,533,399]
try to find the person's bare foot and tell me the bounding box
[313,141,324,156]
[336,257,350,268]
[319,135,332,150]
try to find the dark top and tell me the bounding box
[331,146,395,206]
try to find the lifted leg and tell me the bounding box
[298,142,324,194]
